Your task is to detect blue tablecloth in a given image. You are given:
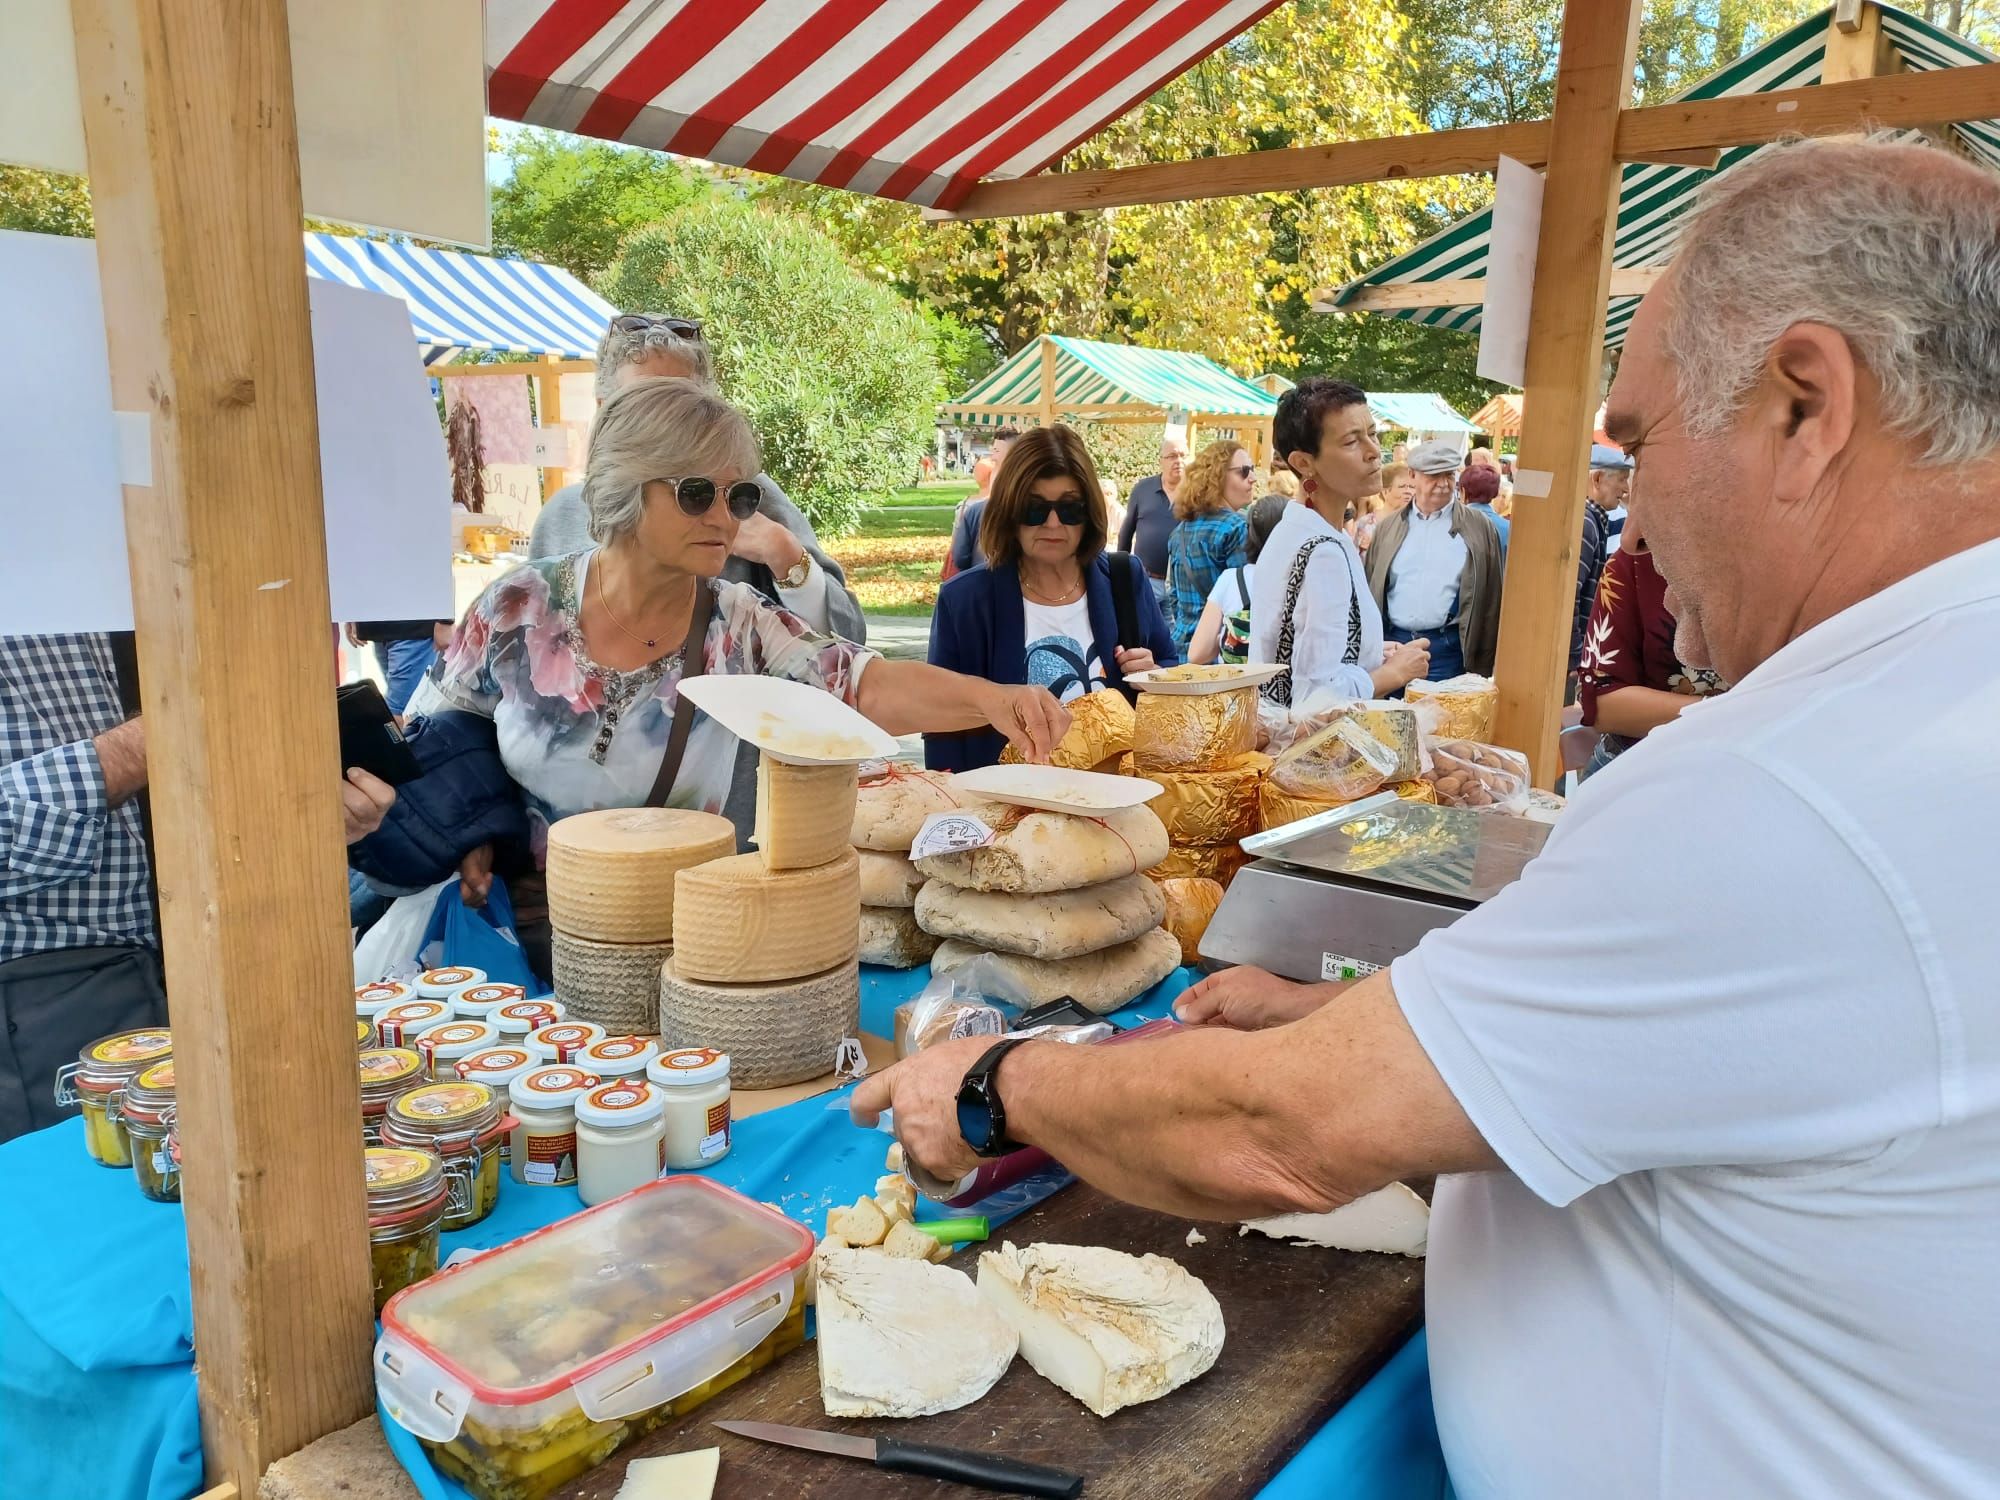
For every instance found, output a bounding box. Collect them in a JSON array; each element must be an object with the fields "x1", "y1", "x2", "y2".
[{"x1": 0, "y1": 966, "x2": 1445, "y2": 1500}]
